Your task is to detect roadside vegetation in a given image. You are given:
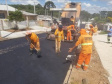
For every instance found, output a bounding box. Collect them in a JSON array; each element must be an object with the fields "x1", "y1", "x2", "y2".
[{"x1": 99, "y1": 31, "x2": 108, "y2": 34}]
